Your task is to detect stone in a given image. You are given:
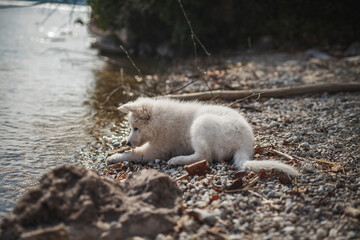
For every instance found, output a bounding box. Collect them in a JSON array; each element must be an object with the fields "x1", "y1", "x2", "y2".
[
  {"x1": 0, "y1": 165, "x2": 182, "y2": 240},
  {"x1": 305, "y1": 49, "x2": 333, "y2": 60},
  {"x1": 188, "y1": 209, "x2": 217, "y2": 226},
  {"x1": 345, "y1": 42, "x2": 360, "y2": 56},
  {"x1": 299, "y1": 142, "x2": 310, "y2": 150},
  {"x1": 316, "y1": 228, "x2": 327, "y2": 239},
  {"x1": 329, "y1": 229, "x2": 338, "y2": 238},
  {"x1": 303, "y1": 163, "x2": 315, "y2": 173},
  {"x1": 283, "y1": 226, "x2": 296, "y2": 234}
]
